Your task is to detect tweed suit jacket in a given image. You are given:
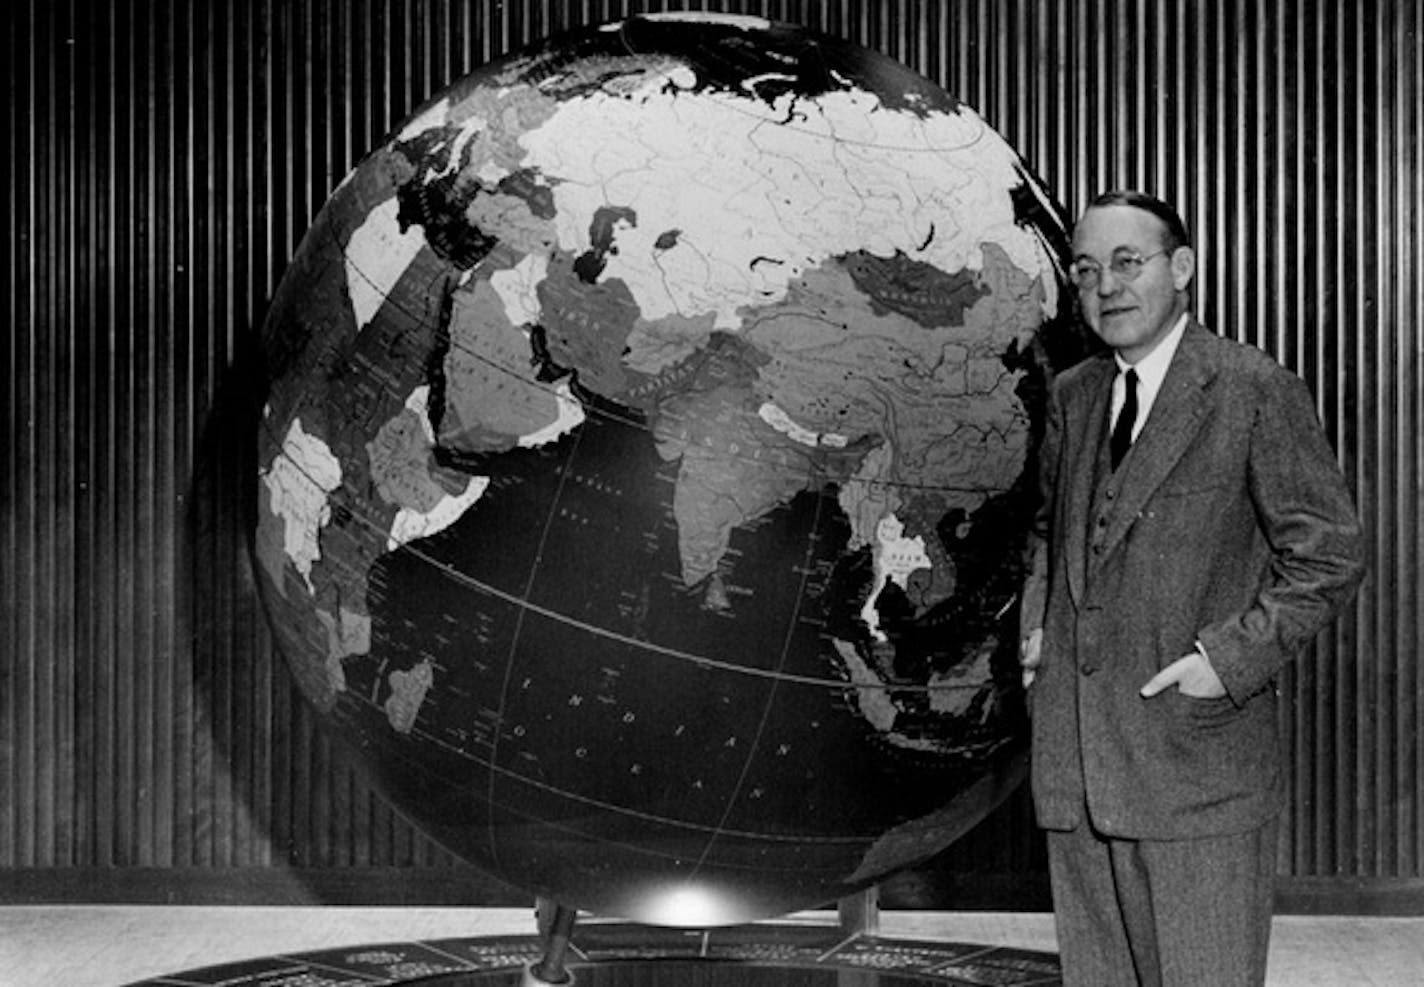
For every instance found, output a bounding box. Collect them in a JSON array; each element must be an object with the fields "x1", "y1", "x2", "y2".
[{"x1": 1020, "y1": 321, "x2": 1365, "y2": 839}]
